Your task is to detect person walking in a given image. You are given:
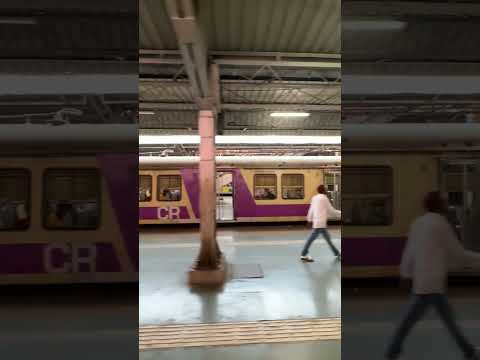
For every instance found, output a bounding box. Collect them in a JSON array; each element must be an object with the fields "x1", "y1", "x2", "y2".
[
  {"x1": 385, "y1": 191, "x2": 480, "y2": 360},
  {"x1": 300, "y1": 185, "x2": 341, "y2": 262}
]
